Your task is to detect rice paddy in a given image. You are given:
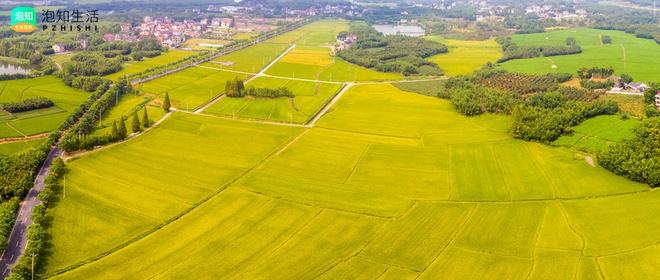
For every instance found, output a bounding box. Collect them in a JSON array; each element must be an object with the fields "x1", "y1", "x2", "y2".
[
  {"x1": 203, "y1": 76, "x2": 343, "y2": 123},
  {"x1": 499, "y1": 28, "x2": 660, "y2": 82},
  {"x1": 42, "y1": 82, "x2": 657, "y2": 279},
  {"x1": 0, "y1": 76, "x2": 88, "y2": 139},
  {"x1": 554, "y1": 114, "x2": 639, "y2": 153}
]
